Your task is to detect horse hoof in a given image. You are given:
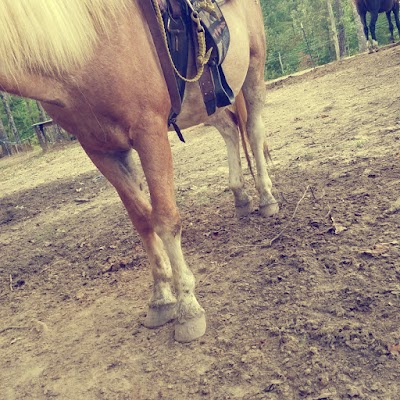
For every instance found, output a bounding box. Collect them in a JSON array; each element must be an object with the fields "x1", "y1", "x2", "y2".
[
  {"x1": 259, "y1": 202, "x2": 279, "y2": 217},
  {"x1": 236, "y1": 199, "x2": 254, "y2": 217},
  {"x1": 174, "y1": 312, "x2": 206, "y2": 342},
  {"x1": 143, "y1": 303, "x2": 176, "y2": 328}
]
